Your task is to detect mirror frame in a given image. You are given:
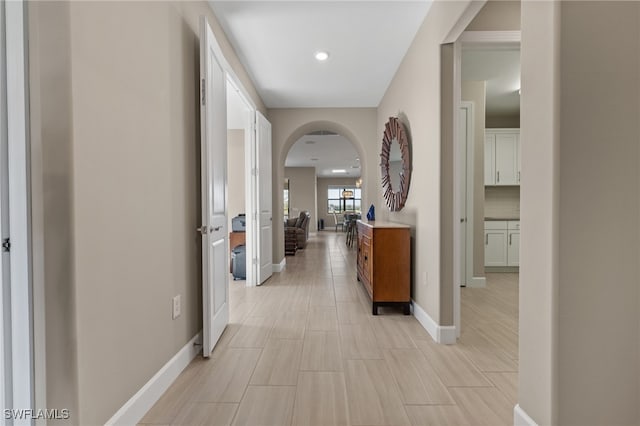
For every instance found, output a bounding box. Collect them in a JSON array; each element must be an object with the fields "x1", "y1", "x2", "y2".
[{"x1": 380, "y1": 117, "x2": 411, "y2": 211}]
